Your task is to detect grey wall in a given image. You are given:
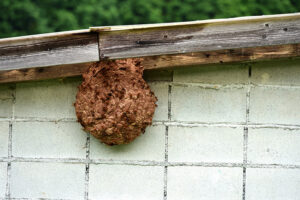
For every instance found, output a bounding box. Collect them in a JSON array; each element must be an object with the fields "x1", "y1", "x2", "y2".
[{"x1": 0, "y1": 59, "x2": 300, "y2": 200}]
